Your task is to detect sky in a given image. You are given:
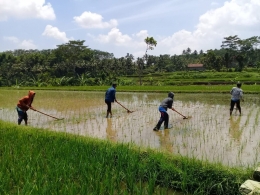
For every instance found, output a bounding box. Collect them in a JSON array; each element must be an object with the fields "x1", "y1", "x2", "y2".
[{"x1": 0, "y1": 0, "x2": 260, "y2": 58}]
